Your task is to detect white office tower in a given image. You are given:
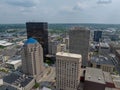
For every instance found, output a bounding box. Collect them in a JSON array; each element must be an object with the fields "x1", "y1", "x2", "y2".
[{"x1": 56, "y1": 52, "x2": 82, "y2": 90}]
